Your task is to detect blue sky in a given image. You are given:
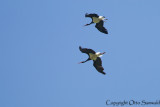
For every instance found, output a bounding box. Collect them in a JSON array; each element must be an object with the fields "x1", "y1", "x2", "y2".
[{"x1": 1, "y1": 0, "x2": 160, "y2": 107}]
